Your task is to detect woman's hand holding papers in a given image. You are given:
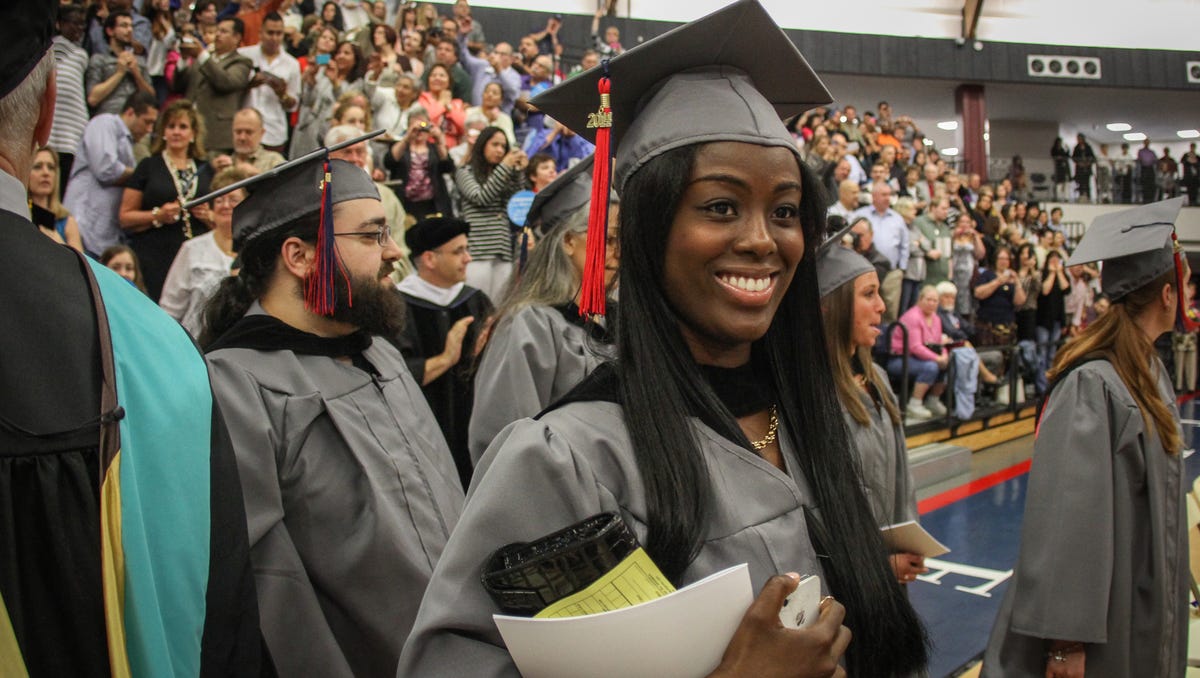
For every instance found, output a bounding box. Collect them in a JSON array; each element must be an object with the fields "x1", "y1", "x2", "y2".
[{"x1": 710, "y1": 573, "x2": 849, "y2": 678}]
